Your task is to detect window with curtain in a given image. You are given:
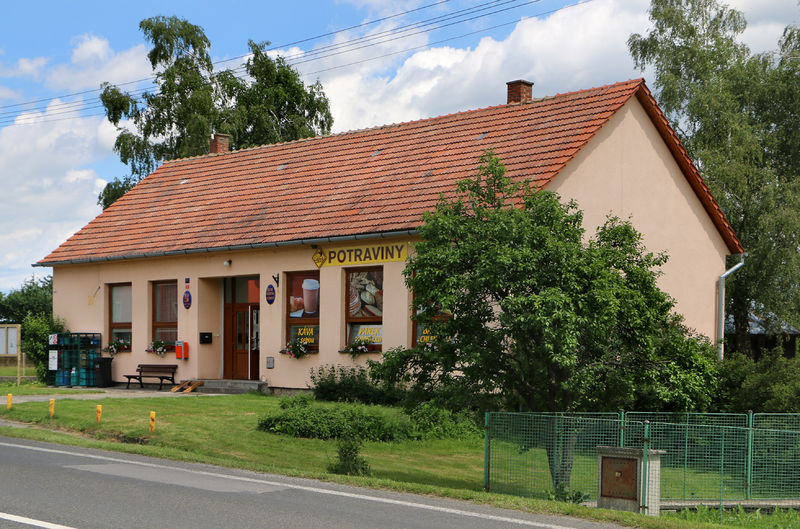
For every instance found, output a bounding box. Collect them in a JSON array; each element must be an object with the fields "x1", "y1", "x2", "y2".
[
  {"x1": 109, "y1": 283, "x2": 132, "y2": 346},
  {"x1": 153, "y1": 281, "x2": 177, "y2": 344}
]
